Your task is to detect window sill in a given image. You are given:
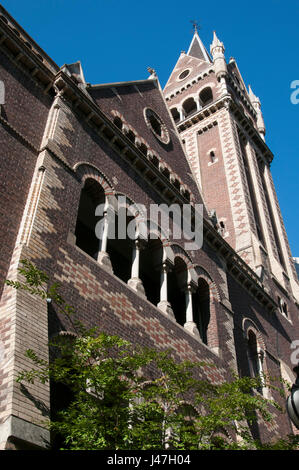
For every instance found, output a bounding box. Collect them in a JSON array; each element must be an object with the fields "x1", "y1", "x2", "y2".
[{"x1": 208, "y1": 158, "x2": 218, "y2": 167}]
